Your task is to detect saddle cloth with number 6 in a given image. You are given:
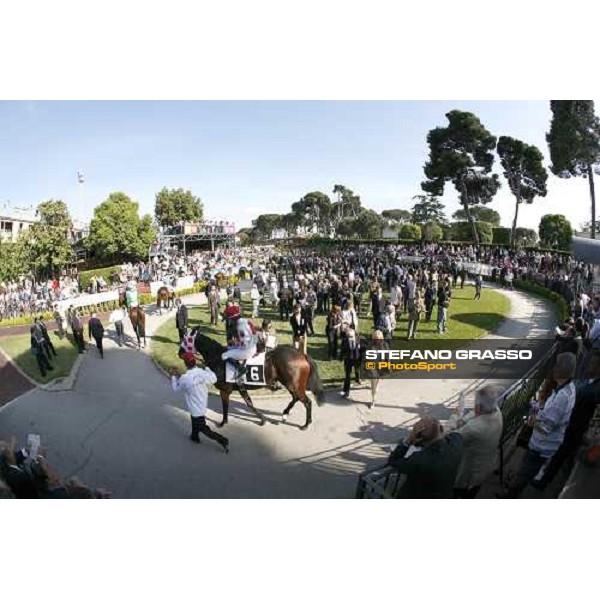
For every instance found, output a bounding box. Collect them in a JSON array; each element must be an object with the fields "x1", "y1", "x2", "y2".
[{"x1": 225, "y1": 352, "x2": 266, "y2": 386}]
